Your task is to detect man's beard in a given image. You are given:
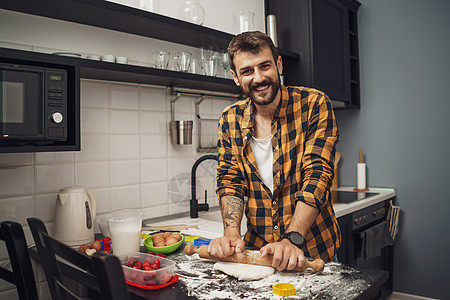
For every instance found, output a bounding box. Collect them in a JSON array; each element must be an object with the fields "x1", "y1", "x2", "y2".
[{"x1": 244, "y1": 74, "x2": 280, "y2": 106}]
